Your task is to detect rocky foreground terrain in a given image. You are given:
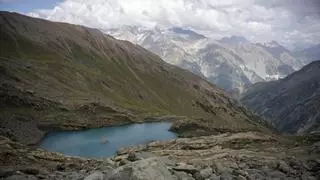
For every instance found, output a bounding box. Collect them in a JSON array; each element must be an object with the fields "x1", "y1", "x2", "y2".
[{"x1": 1, "y1": 132, "x2": 319, "y2": 180}]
